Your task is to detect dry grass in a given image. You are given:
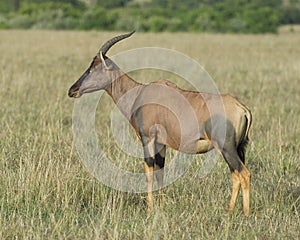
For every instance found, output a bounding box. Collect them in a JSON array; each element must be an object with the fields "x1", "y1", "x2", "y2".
[{"x1": 0, "y1": 30, "x2": 299, "y2": 239}]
